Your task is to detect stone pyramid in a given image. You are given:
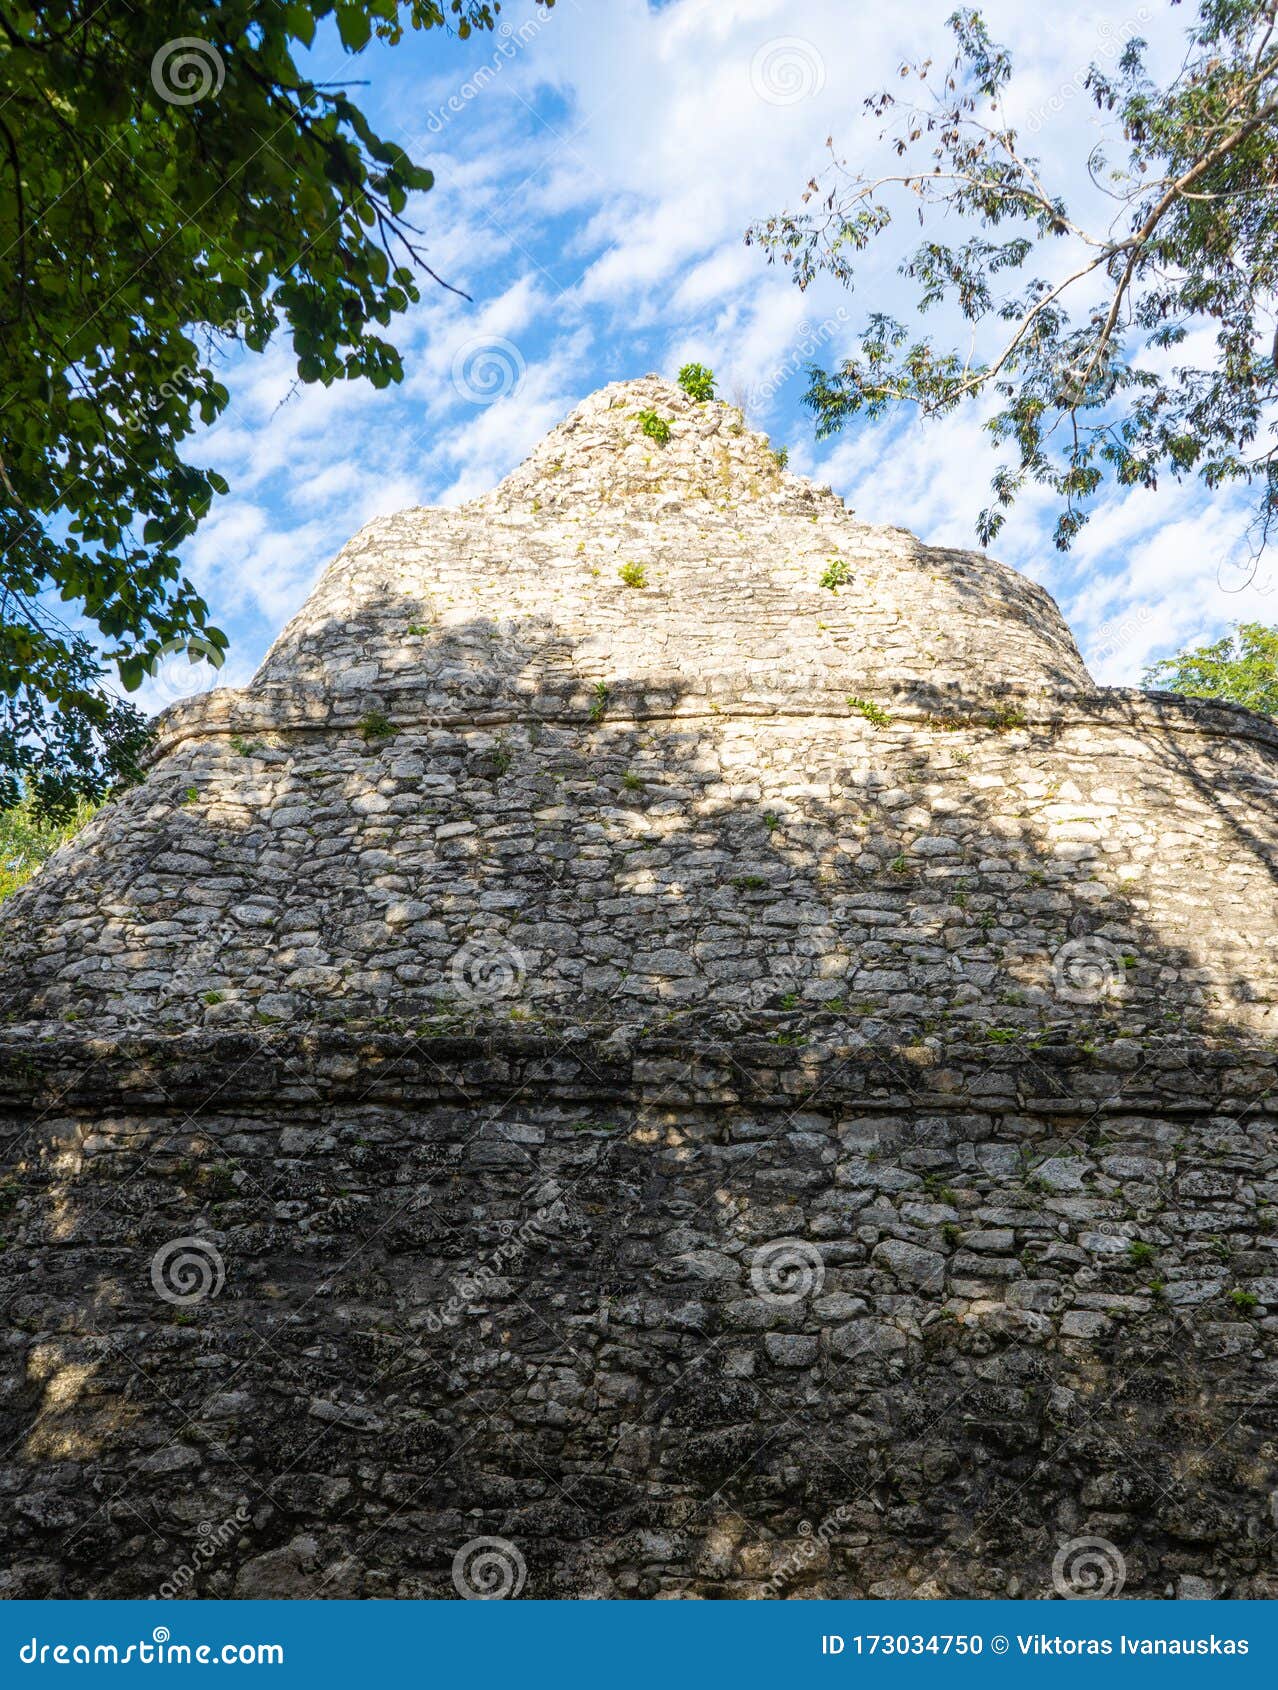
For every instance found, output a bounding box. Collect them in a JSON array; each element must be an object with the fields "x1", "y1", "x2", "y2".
[{"x1": 1, "y1": 377, "x2": 1276, "y2": 1599}]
